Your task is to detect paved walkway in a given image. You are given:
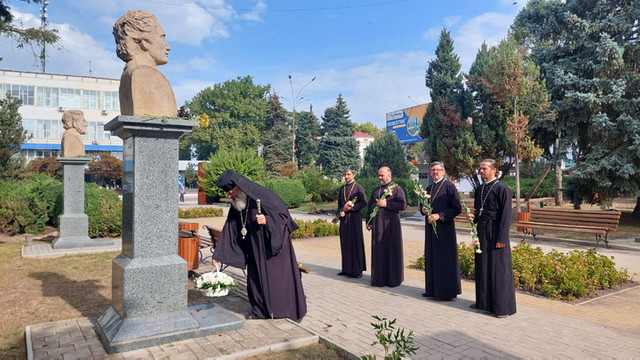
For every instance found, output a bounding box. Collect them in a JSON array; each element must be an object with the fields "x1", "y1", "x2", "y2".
[{"x1": 23, "y1": 202, "x2": 640, "y2": 359}]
